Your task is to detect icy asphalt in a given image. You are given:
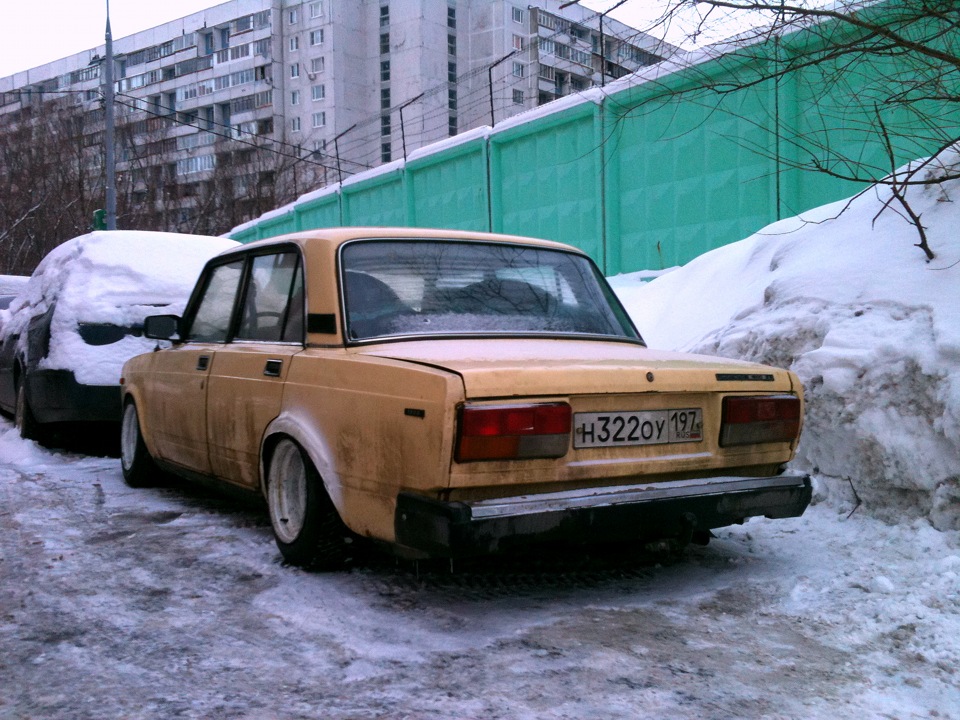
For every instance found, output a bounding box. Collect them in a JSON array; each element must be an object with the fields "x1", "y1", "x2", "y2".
[{"x1": 1, "y1": 423, "x2": 957, "y2": 720}]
